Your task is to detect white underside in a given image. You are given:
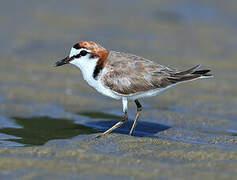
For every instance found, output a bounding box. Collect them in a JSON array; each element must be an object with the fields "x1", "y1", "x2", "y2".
[
  {"x1": 114, "y1": 84, "x2": 176, "y2": 100},
  {"x1": 88, "y1": 75, "x2": 212, "y2": 101}
]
